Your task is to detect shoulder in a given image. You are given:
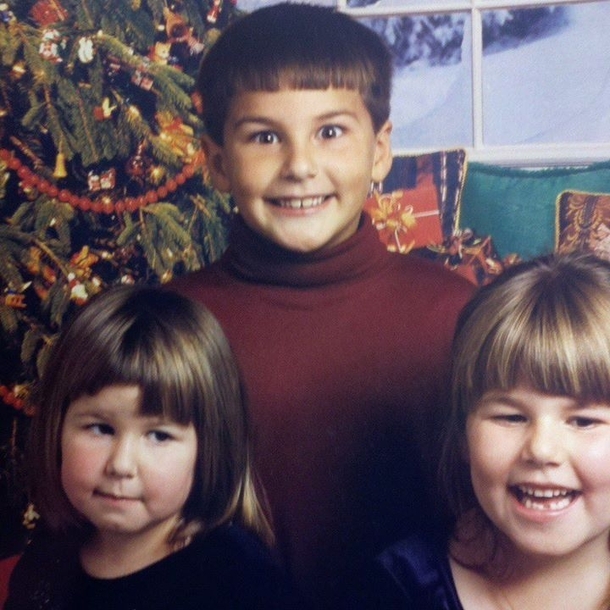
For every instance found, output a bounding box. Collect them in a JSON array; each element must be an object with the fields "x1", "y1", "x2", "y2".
[
  {"x1": 182, "y1": 525, "x2": 306, "y2": 609},
  {"x1": 371, "y1": 532, "x2": 462, "y2": 610},
  {"x1": 387, "y1": 251, "x2": 475, "y2": 294}
]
